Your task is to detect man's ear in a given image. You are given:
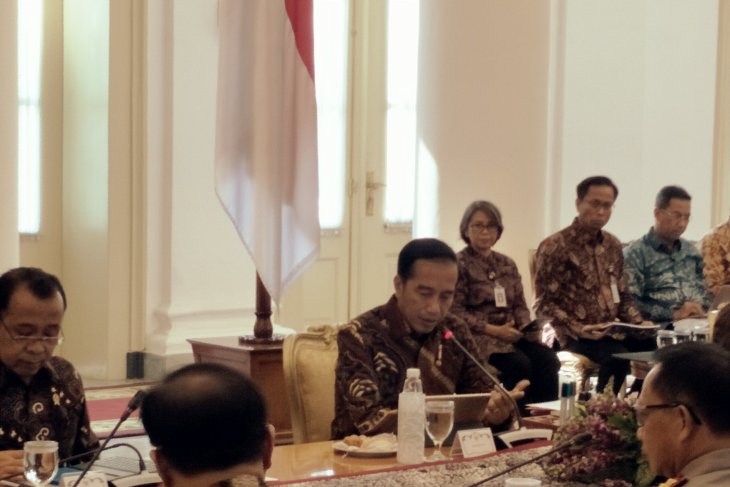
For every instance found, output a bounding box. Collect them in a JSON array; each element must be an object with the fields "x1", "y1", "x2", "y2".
[
  {"x1": 677, "y1": 405, "x2": 700, "y2": 443},
  {"x1": 150, "y1": 449, "x2": 174, "y2": 487},
  {"x1": 263, "y1": 424, "x2": 275, "y2": 470},
  {"x1": 393, "y1": 275, "x2": 403, "y2": 298}
]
